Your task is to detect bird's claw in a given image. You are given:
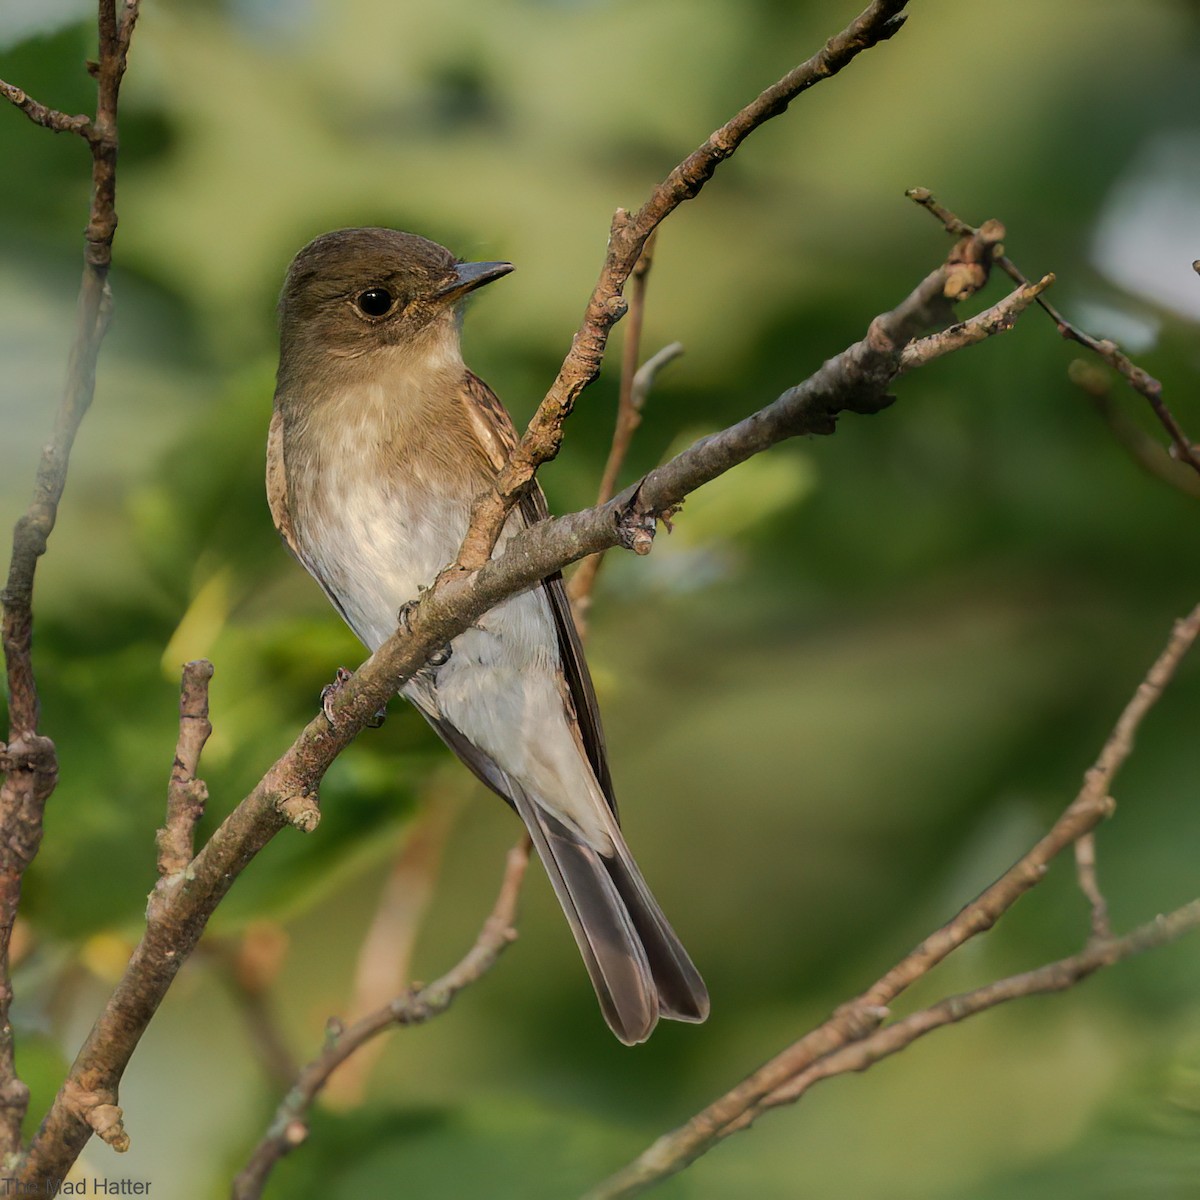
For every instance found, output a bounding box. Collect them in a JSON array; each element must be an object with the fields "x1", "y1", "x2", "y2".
[
  {"x1": 397, "y1": 598, "x2": 419, "y2": 633},
  {"x1": 321, "y1": 666, "x2": 387, "y2": 728},
  {"x1": 397, "y1": 596, "x2": 452, "y2": 669},
  {"x1": 321, "y1": 667, "x2": 353, "y2": 725}
]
